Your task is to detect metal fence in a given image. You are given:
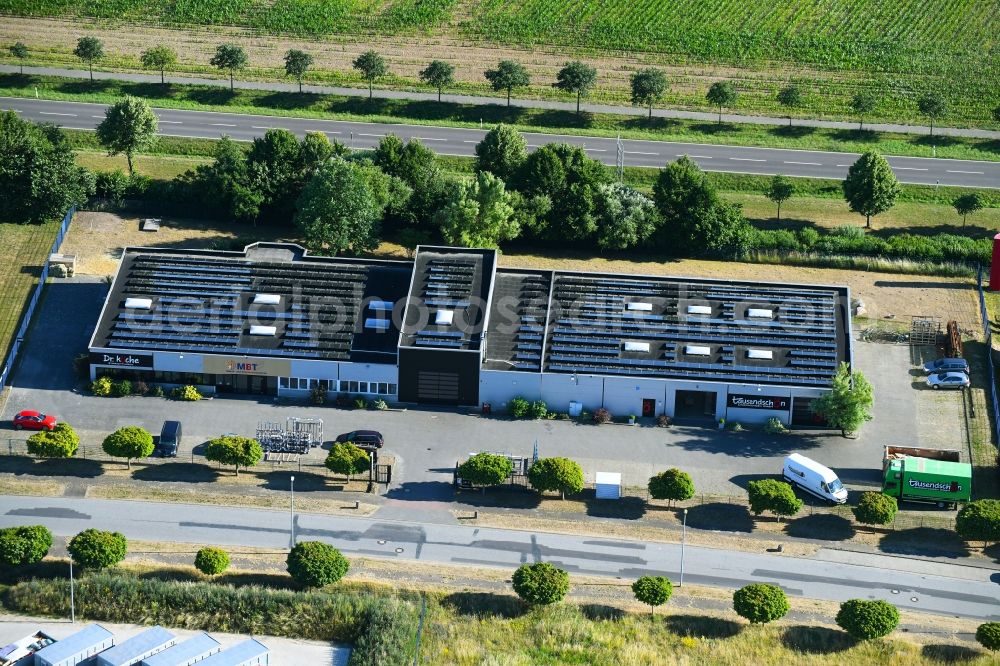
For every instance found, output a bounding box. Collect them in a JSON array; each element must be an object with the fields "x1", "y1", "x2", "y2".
[
  {"x1": 975, "y1": 266, "x2": 1000, "y2": 448},
  {"x1": 0, "y1": 206, "x2": 75, "y2": 388}
]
